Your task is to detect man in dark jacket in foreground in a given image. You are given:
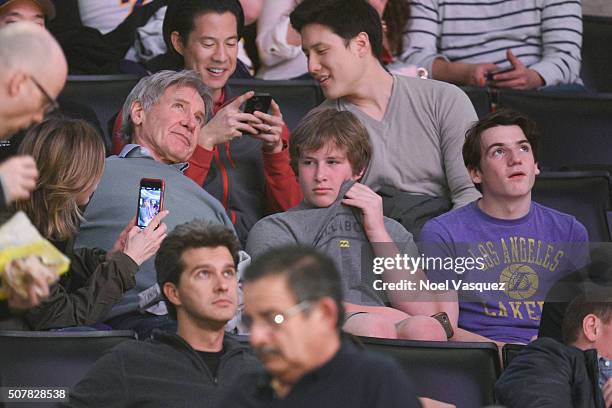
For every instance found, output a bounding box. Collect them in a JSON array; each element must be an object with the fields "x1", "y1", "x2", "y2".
[
  {"x1": 496, "y1": 292, "x2": 612, "y2": 408},
  {"x1": 65, "y1": 220, "x2": 260, "y2": 408}
]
